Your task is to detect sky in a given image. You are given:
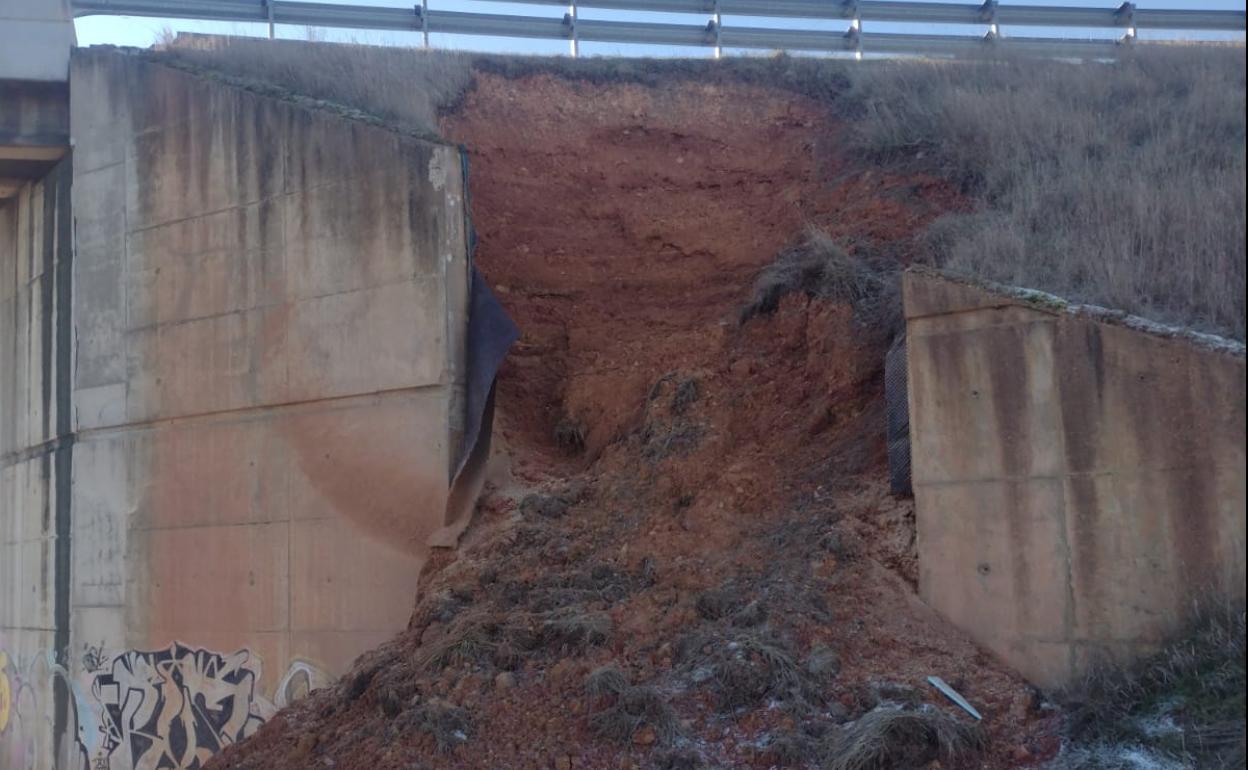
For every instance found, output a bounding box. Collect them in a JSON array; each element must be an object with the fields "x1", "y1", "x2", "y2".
[{"x1": 74, "y1": 0, "x2": 1247, "y2": 57}]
